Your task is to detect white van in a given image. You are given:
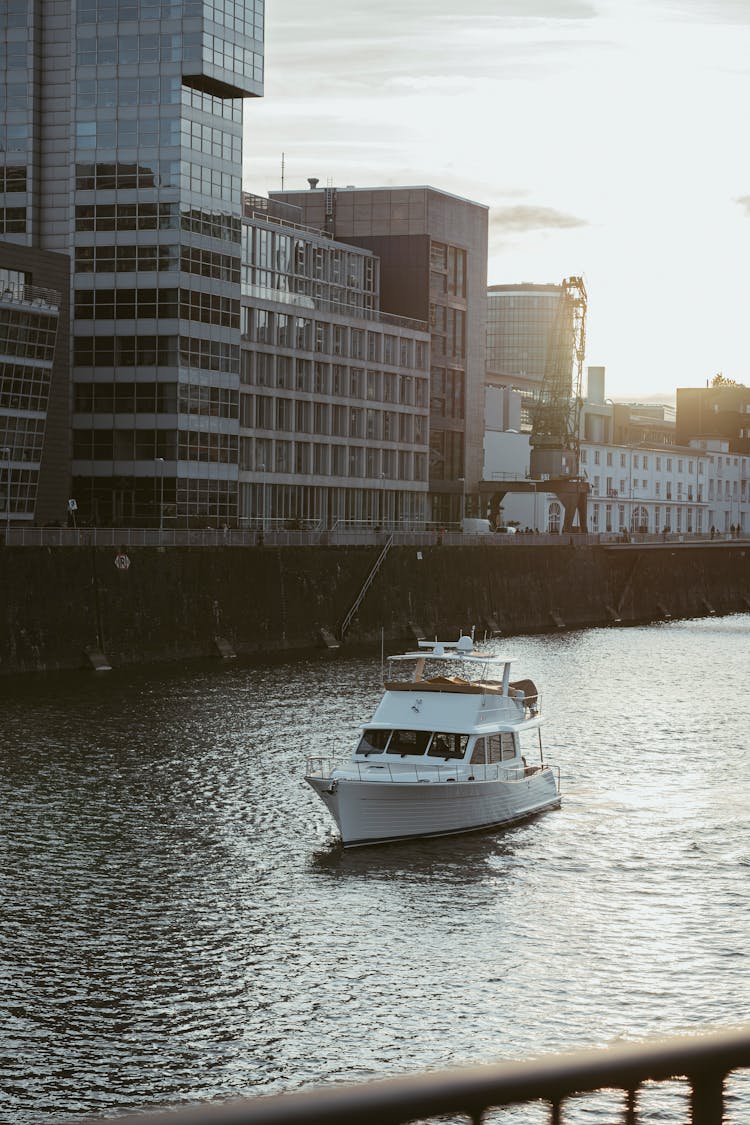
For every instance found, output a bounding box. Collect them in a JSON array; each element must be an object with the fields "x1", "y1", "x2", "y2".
[{"x1": 461, "y1": 518, "x2": 493, "y2": 534}]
